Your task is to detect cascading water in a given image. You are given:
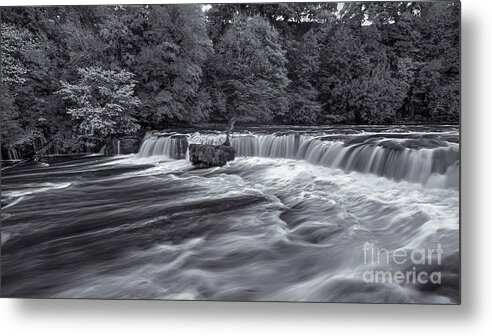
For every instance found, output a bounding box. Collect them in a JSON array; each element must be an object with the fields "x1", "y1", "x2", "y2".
[
  {"x1": 138, "y1": 129, "x2": 459, "y2": 189},
  {"x1": 1, "y1": 125, "x2": 460, "y2": 303},
  {"x1": 138, "y1": 133, "x2": 188, "y2": 159},
  {"x1": 4, "y1": 148, "x2": 21, "y2": 161}
]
